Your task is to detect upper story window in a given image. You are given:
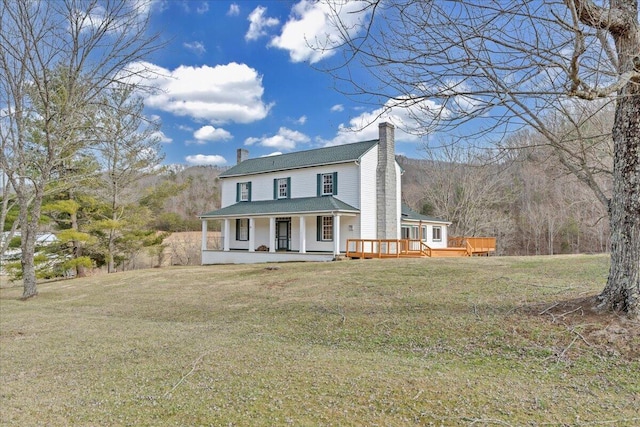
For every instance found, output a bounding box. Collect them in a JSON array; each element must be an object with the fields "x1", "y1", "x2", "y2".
[
  {"x1": 317, "y1": 172, "x2": 338, "y2": 196},
  {"x1": 274, "y1": 177, "x2": 291, "y2": 199},
  {"x1": 322, "y1": 174, "x2": 333, "y2": 195},
  {"x1": 237, "y1": 182, "x2": 251, "y2": 202},
  {"x1": 432, "y1": 226, "x2": 442, "y2": 242}
]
